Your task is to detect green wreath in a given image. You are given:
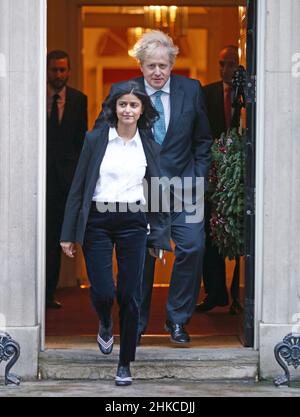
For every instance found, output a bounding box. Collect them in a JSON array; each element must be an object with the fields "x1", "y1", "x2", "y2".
[{"x1": 208, "y1": 128, "x2": 245, "y2": 260}]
